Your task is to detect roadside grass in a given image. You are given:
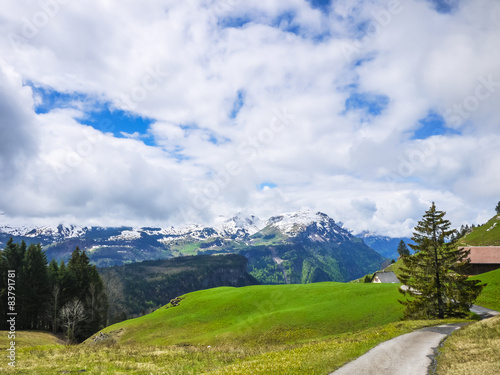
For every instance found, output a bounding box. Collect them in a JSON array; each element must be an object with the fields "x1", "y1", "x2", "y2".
[
  {"x1": 98, "y1": 282, "x2": 406, "y2": 346},
  {"x1": 436, "y1": 315, "x2": 500, "y2": 375},
  {"x1": 471, "y1": 268, "x2": 500, "y2": 311},
  {"x1": 4, "y1": 320, "x2": 463, "y2": 374}
]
